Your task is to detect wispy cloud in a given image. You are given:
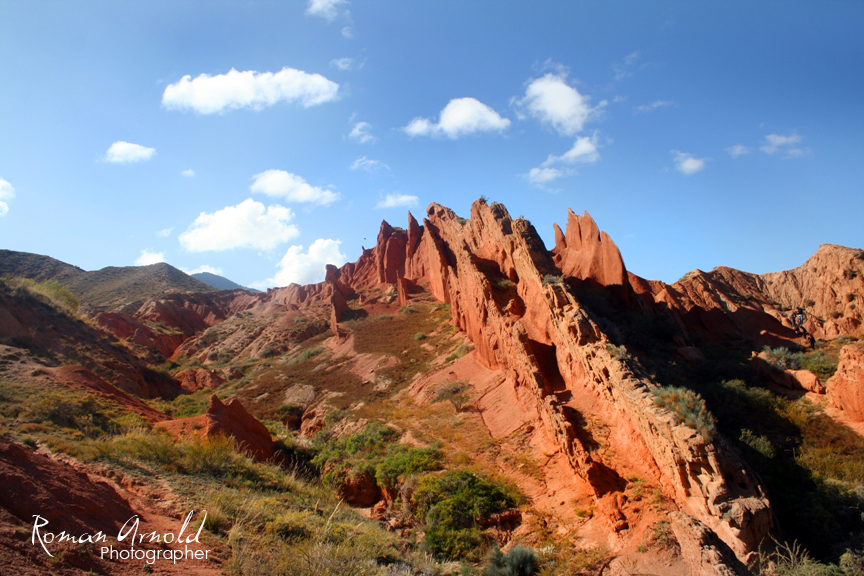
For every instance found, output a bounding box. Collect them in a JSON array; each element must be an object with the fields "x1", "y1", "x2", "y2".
[
  {"x1": 404, "y1": 97, "x2": 510, "y2": 139},
  {"x1": 162, "y1": 68, "x2": 339, "y2": 114},
  {"x1": 181, "y1": 169, "x2": 196, "y2": 177},
  {"x1": 635, "y1": 100, "x2": 674, "y2": 113},
  {"x1": 376, "y1": 193, "x2": 418, "y2": 209},
  {"x1": 726, "y1": 144, "x2": 750, "y2": 158},
  {"x1": 104, "y1": 141, "x2": 155, "y2": 163},
  {"x1": 330, "y1": 57, "x2": 363, "y2": 71},
  {"x1": 155, "y1": 227, "x2": 173, "y2": 238},
  {"x1": 250, "y1": 170, "x2": 340, "y2": 205},
  {"x1": 179, "y1": 199, "x2": 299, "y2": 252},
  {"x1": 351, "y1": 156, "x2": 389, "y2": 172},
  {"x1": 254, "y1": 239, "x2": 347, "y2": 288},
  {"x1": 613, "y1": 51, "x2": 640, "y2": 81},
  {"x1": 672, "y1": 150, "x2": 708, "y2": 175},
  {"x1": 135, "y1": 249, "x2": 165, "y2": 266},
  {"x1": 349, "y1": 121, "x2": 376, "y2": 144},
  {"x1": 0, "y1": 178, "x2": 14, "y2": 217},
  {"x1": 761, "y1": 133, "x2": 808, "y2": 157}
]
